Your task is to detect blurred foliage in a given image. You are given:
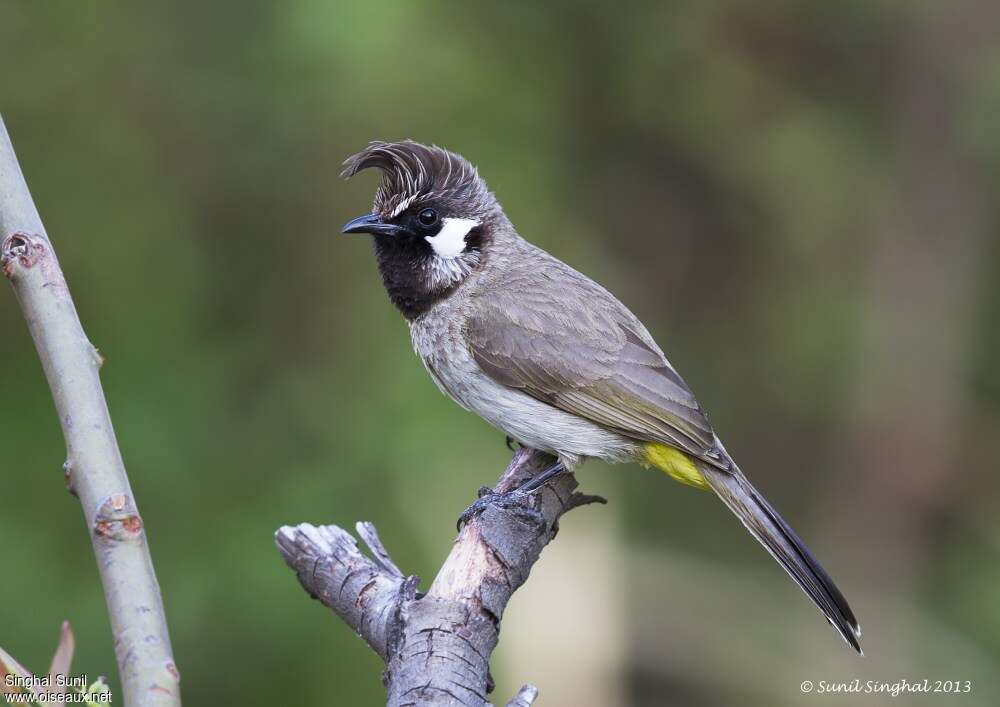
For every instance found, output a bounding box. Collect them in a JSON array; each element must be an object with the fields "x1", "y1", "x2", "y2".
[{"x1": 1, "y1": 1, "x2": 998, "y2": 705}]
